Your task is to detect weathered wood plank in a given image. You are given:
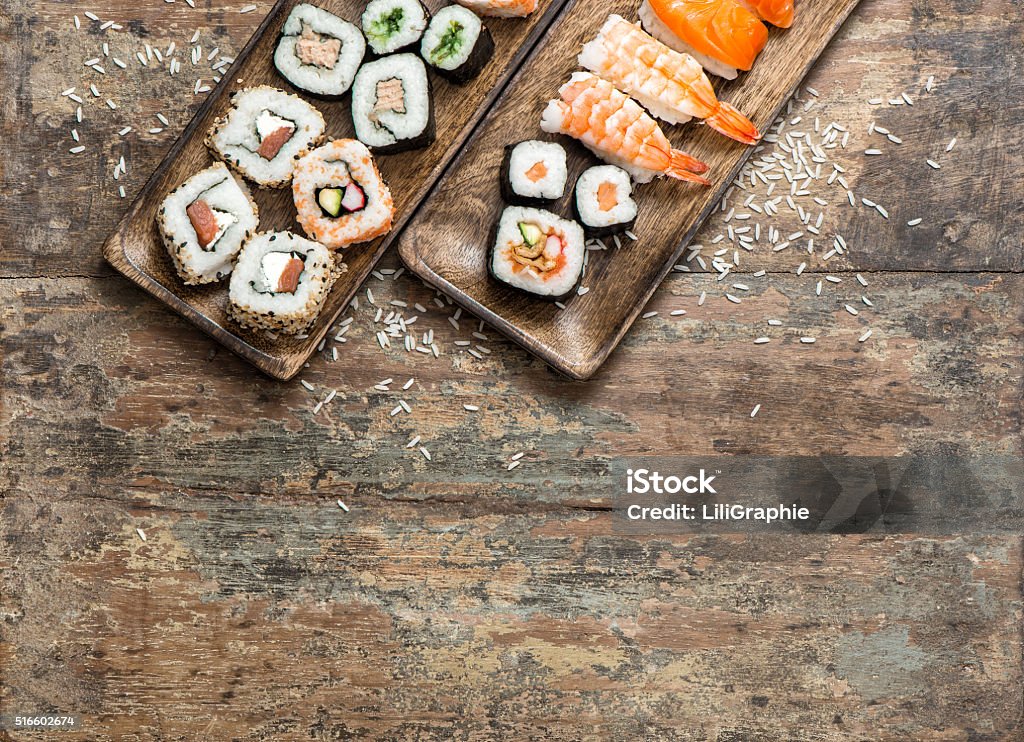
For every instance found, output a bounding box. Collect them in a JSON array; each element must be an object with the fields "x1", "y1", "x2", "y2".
[
  {"x1": 1, "y1": 487, "x2": 1021, "y2": 740},
  {"x1": 2, "y1": 268, "x2": 1019, "y2": 502}
]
